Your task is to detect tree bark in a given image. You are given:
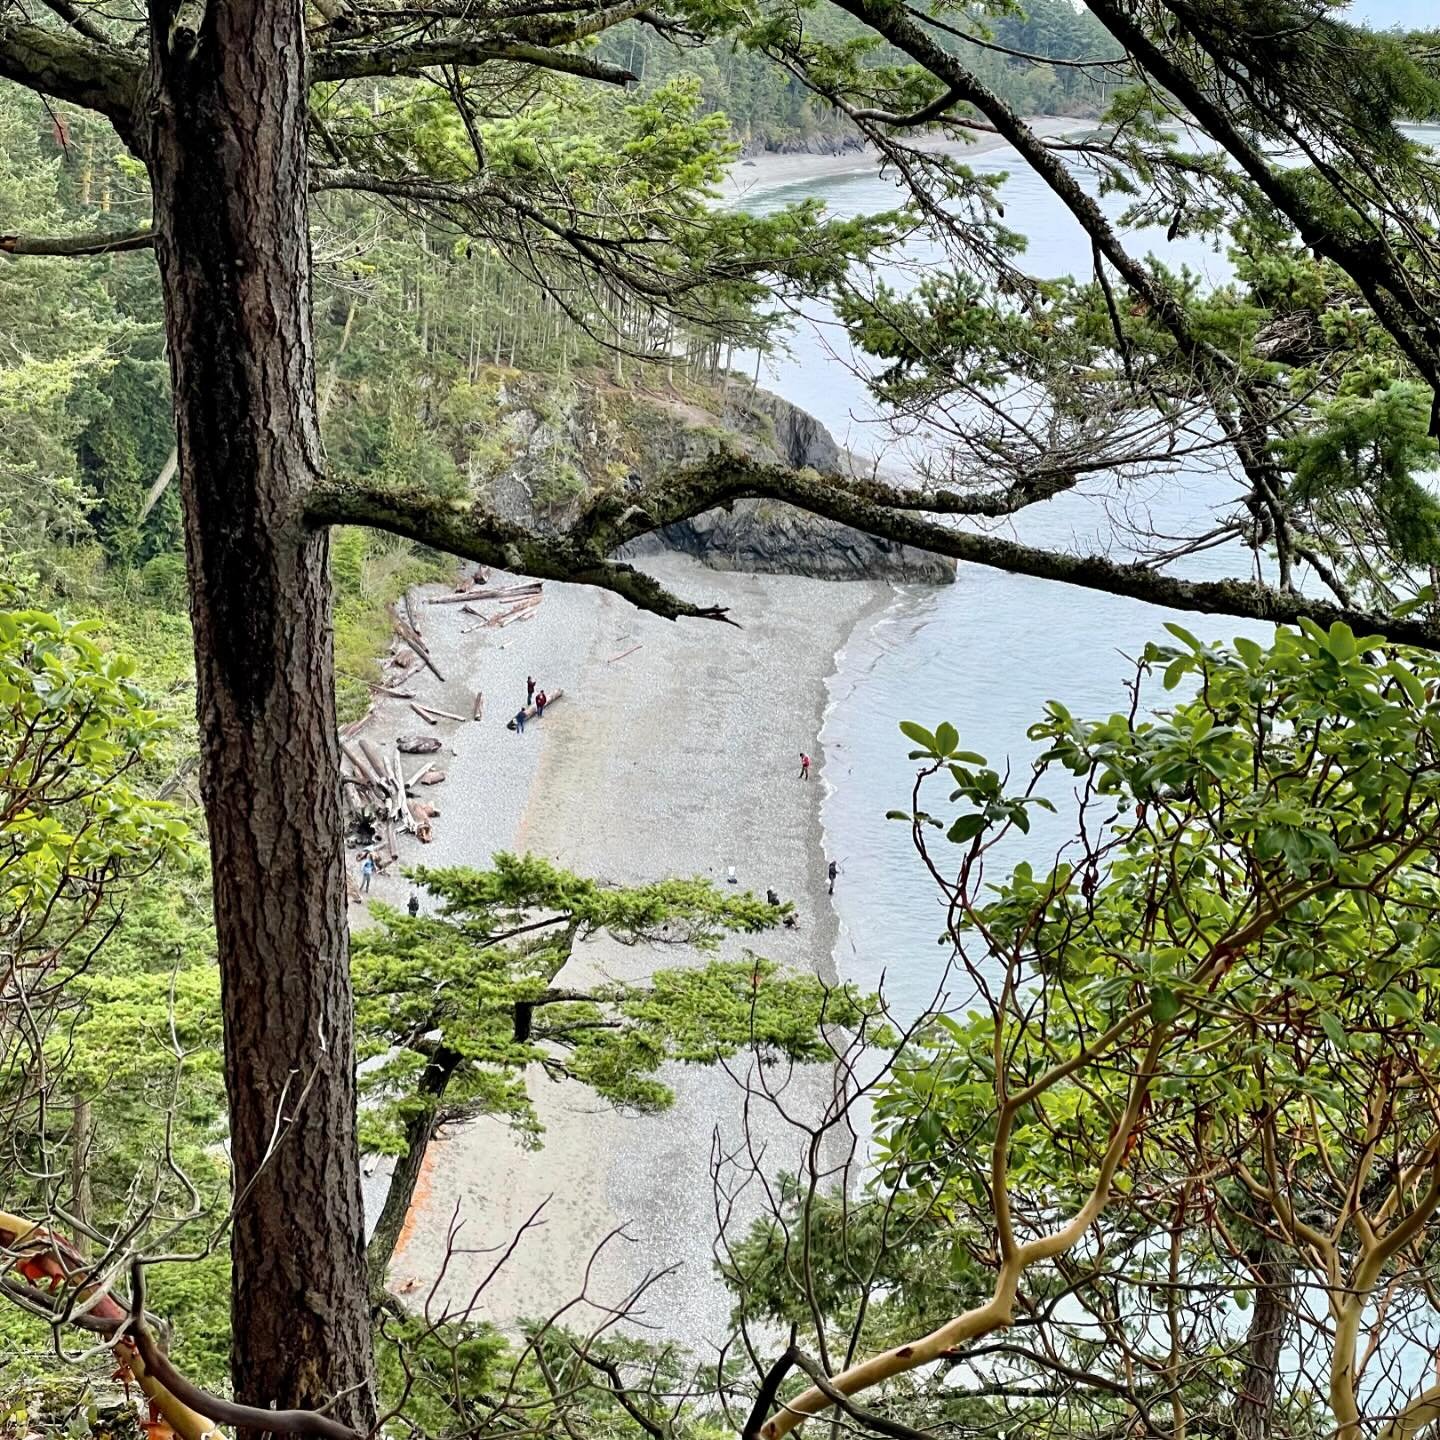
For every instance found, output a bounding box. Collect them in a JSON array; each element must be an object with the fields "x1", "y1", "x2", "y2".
[
  {"x1": 142, "y1": 0, "x2": 374, "y2": 1426},
  {"x1": 1236, "y1": 1241, "x2": 1294, "y2": 1440},
  {"x1": 366, "y1": 1046, "x2": 460, "y2": 1289},
  {"x1": 69, "y1": 1097, "x2": 93, "y2": 1257}
]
